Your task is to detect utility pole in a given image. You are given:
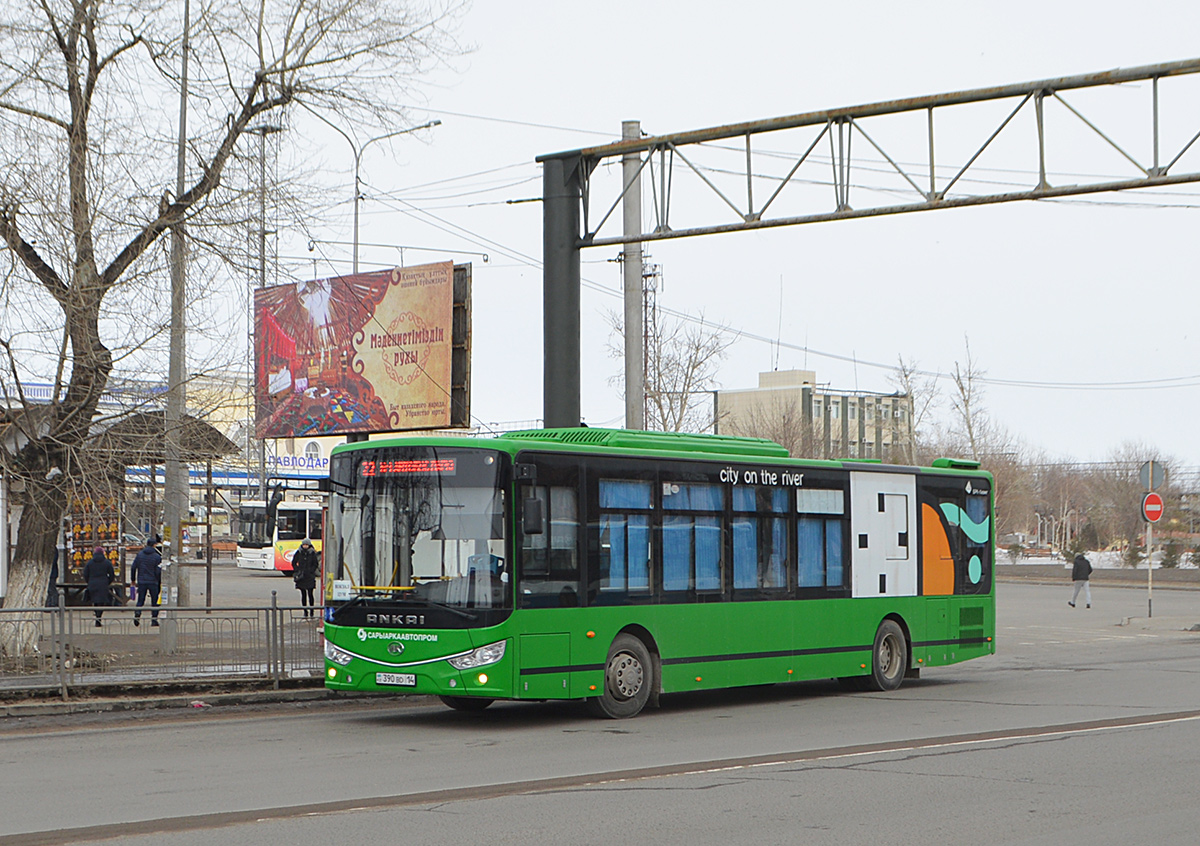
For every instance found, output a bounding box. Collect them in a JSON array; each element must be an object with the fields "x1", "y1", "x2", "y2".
[
  {"x1": 248, "y1": 123, "x2": 280, "y2": 497},
  {"x1": 163, "y1": 0, "x2": 191, "y2": 649},
  {"x1": 622, "y1": 120, "x2": 644, "y2": 430}
]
